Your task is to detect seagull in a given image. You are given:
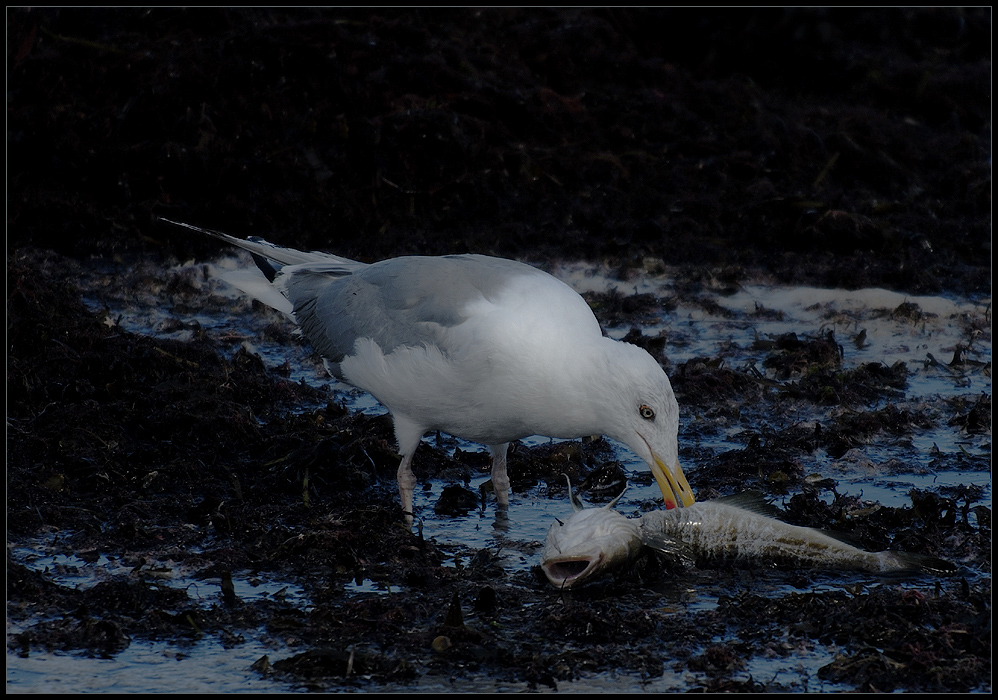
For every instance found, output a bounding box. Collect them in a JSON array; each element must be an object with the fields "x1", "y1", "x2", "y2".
[{"x1": 161, "y1": 219, "x2": 695, "y2": 524}]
